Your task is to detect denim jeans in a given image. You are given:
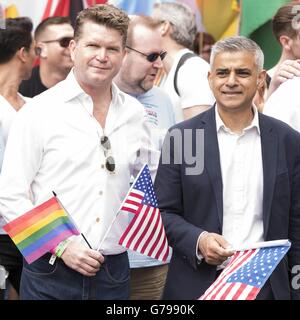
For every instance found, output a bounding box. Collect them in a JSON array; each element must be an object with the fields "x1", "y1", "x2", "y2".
[{"x1": 20, "y1": 252, "x2": 130, "y2": 300}]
